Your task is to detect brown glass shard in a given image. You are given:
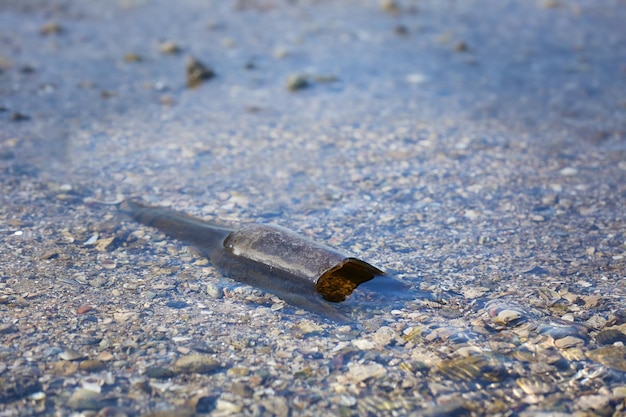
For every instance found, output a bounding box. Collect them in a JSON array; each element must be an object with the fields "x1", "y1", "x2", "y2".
[{"x1": 120, "y1": 200, "x2": 386, "y2": 319}]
